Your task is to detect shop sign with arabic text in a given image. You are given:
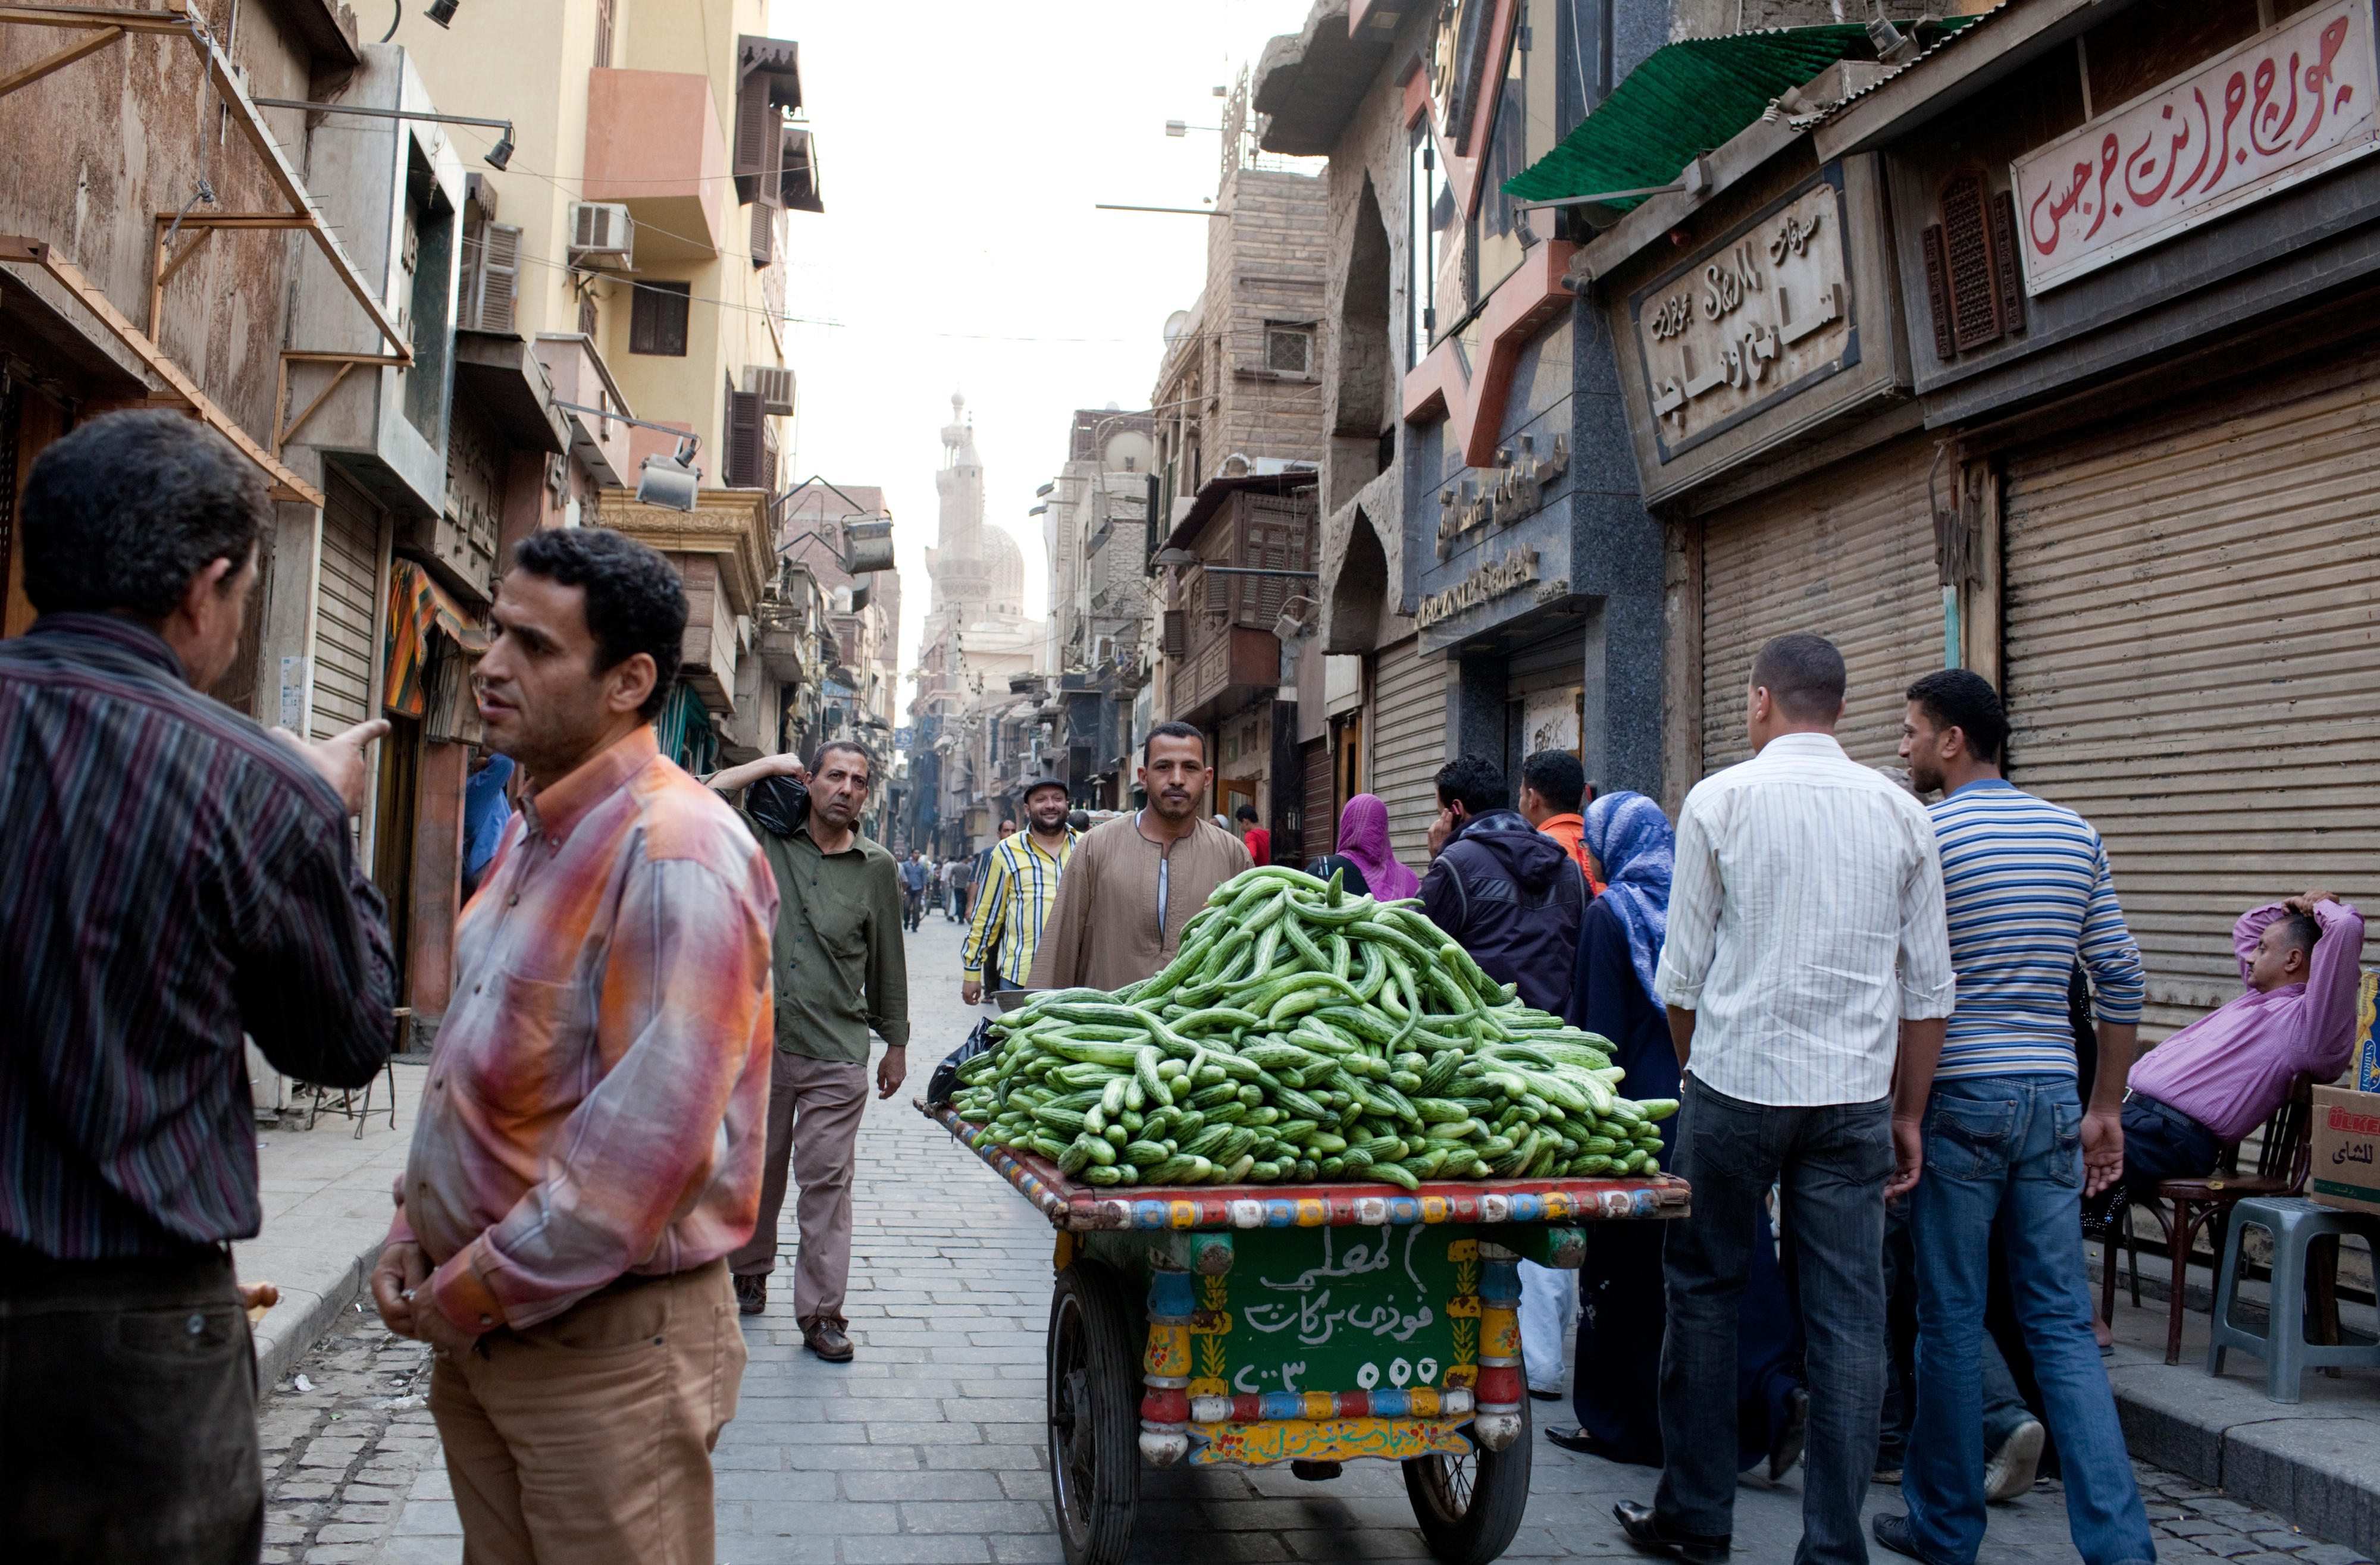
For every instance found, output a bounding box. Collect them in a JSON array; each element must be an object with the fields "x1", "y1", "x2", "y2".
[
  {"x1": 1627, "y1": 167, "x2": 1857, "y2": 462},
  {"x1": 2014, "y1": 0, "x2": 2380, "y2": 294}
]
